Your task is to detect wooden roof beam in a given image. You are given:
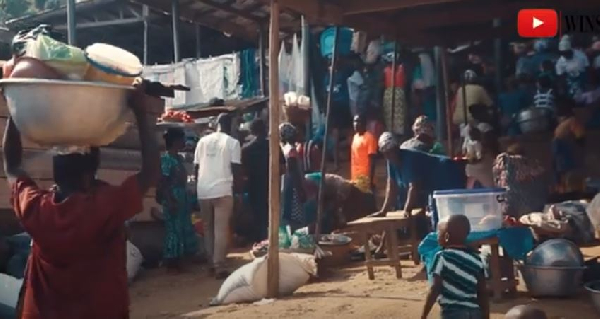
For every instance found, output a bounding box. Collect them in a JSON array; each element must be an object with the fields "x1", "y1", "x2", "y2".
[
  {"x1": 137, "y1": 0, "x2": 259, "y2": 41},
  {"x1": 195, "y1": 0, "x2": 261, "y2": 23},
  {"x1": 342, "y1": 0, "x2": 468, "y2": 15},
  {"x1": 277, "y1": 0, "x2": 343, "y2": 24},
  {"x1": 391, "y1": 0, "x2": 527, "y2": 30}
]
